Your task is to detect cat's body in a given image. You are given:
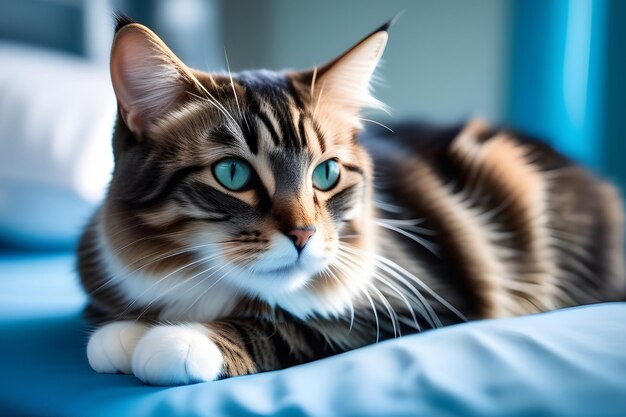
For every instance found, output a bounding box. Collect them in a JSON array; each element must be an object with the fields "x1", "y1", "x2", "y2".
[{"x1": 79, "y1": 18, "x2": 625, "y2": 385}]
